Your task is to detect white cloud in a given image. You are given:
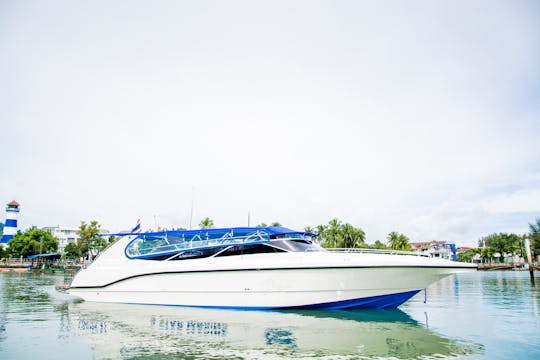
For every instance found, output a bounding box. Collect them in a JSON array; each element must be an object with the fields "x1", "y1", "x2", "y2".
[
  {"x1": 1, "y1": 1, "x2": 539, "y2": 247},
  {"x1": 483, "y1": 189, "x2": 540, "y2": 214}
]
